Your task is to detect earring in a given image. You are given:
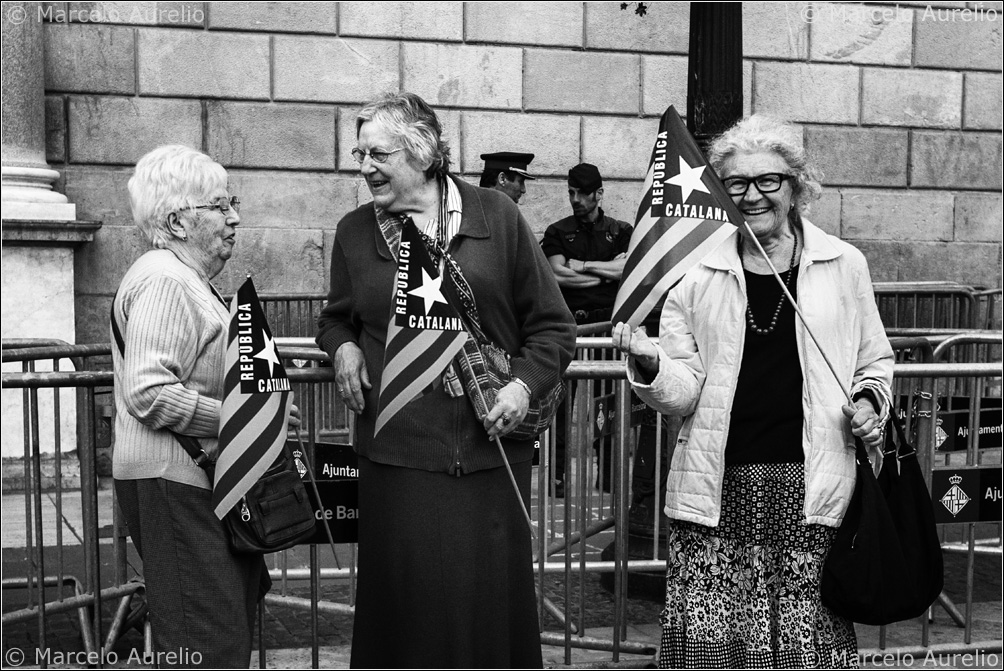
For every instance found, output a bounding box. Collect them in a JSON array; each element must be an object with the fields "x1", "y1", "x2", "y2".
[{"x1": 180, "y1": 232, "x2": 187, "y2": 241}]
